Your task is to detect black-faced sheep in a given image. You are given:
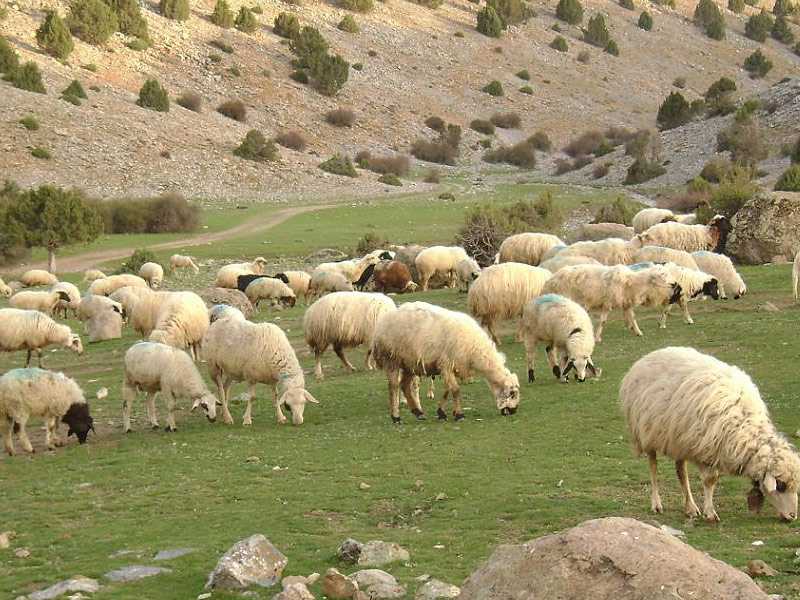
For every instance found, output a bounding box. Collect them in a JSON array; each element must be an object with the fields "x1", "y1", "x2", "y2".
[
  {"x1": 313, "y1": 255, "x2": 381, "y2": 284},
  {"x1": 0, "y1": 308, "x2": 84, "y2": 366},
  {"x1": 692, "y1": 251, "x2": 747, "y2": 299},
  {"x1": 236, "y1": 273, "x2": 291, "y2": 293},
  {"x1": 215, "y1": 258, "x2": 269, "y2": 289},
  {"x1": 497, "y1": 233, "x2": 564, "y2": 266},
  {"x1": 51, "y1": 282, "x2": 81, "y2": 319}
]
